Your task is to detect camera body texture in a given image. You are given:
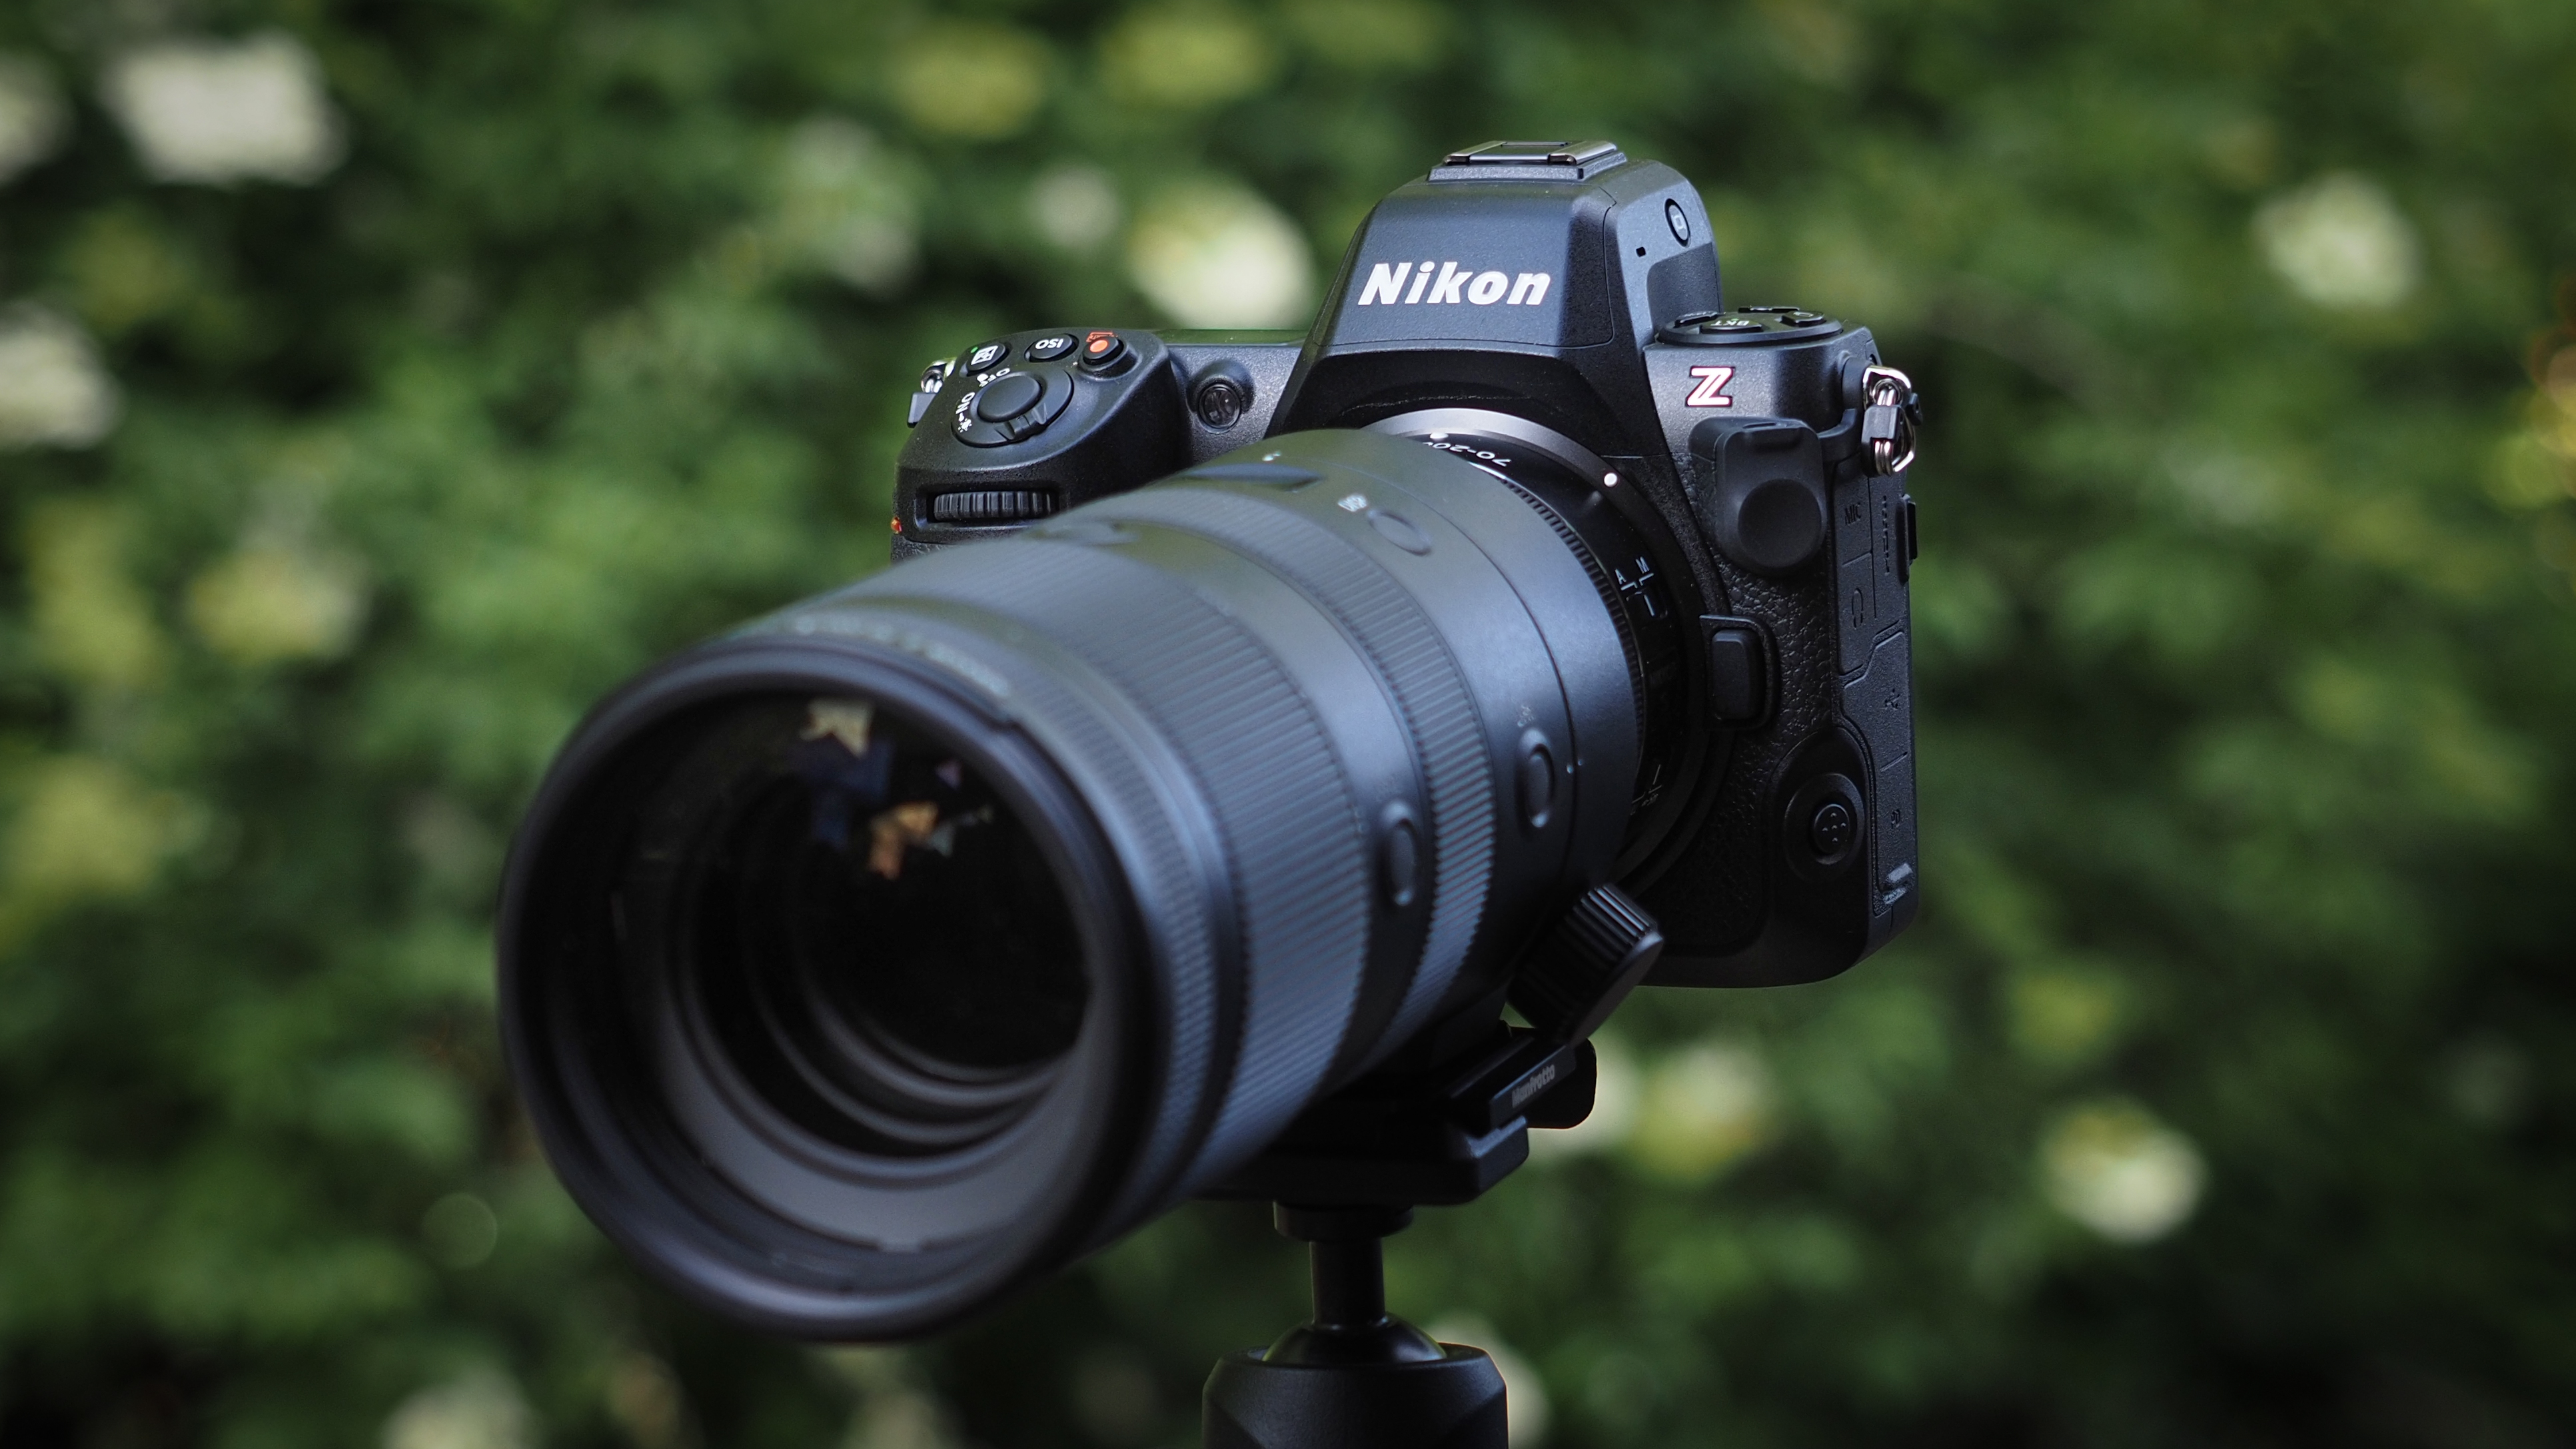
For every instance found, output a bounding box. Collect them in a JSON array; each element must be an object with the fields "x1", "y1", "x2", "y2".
[{"x1": 893, "y1": 141, "x2": 1920, "y2": 986}]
